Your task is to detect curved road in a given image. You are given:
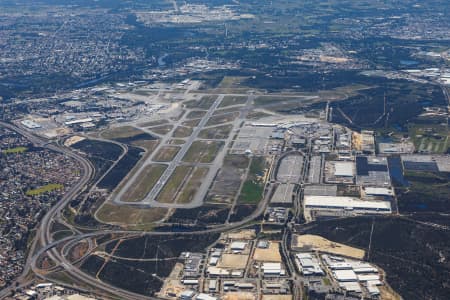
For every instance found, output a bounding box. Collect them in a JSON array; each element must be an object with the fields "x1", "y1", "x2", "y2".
[{"x1": 0, "y1": 120, "x2": 274, "y2": 300}]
